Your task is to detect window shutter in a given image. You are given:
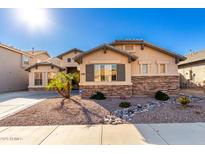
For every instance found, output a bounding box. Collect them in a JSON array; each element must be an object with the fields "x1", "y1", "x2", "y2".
[
  {"x1": 86, "y1": 64, "x2": 94, "y2": 81},
  {"x1": 117, "y1": 64, "x2": 125, "y2": 81}
]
